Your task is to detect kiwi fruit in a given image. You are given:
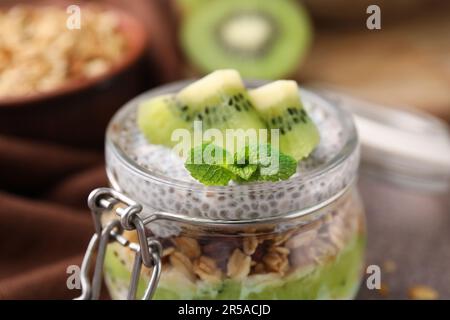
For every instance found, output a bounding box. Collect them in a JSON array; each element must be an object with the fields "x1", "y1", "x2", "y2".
[
  {"x1": 249, "y1": 80, "x2": 320, "y2": 161},
  {"x1": 137, "y1": 95, "x2": 191, "y2": 147},
  {"x1": 137, "y1": 69, "x2": 265, "y2": 148},
  {"x1": 172, "y1": 0, "x2": 206, "y2": 16},
  {"x1": 180, "y1": 0, "x2": 312, "y2": 79}
]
